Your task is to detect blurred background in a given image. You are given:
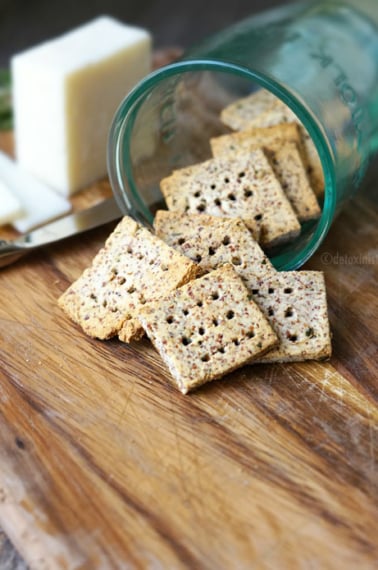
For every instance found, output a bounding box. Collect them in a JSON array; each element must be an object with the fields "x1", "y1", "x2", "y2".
[{"x1": 0, "y1": 0, "x2": 287, "y2": 65}]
